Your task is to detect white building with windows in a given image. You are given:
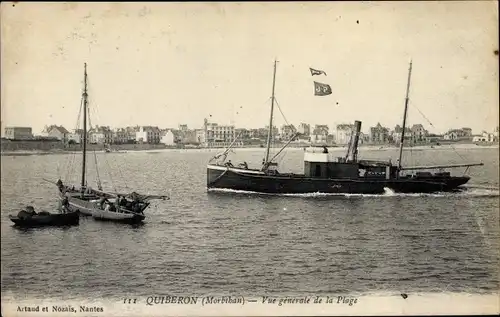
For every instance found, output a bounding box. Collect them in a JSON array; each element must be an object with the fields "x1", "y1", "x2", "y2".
[
  {"x1": 160, "y1": 130, "x2": 176, "y2": 146},
  {"x1": 201, "y1": 118, "x2": 236, "y2": 147}
]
